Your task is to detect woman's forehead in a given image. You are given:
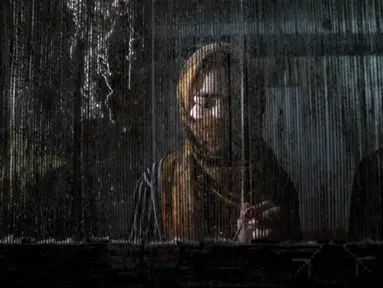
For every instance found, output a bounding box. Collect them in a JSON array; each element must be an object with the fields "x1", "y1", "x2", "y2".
[{"x1": 193, "y1": 66, "x2": 238, "y2": 95}]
